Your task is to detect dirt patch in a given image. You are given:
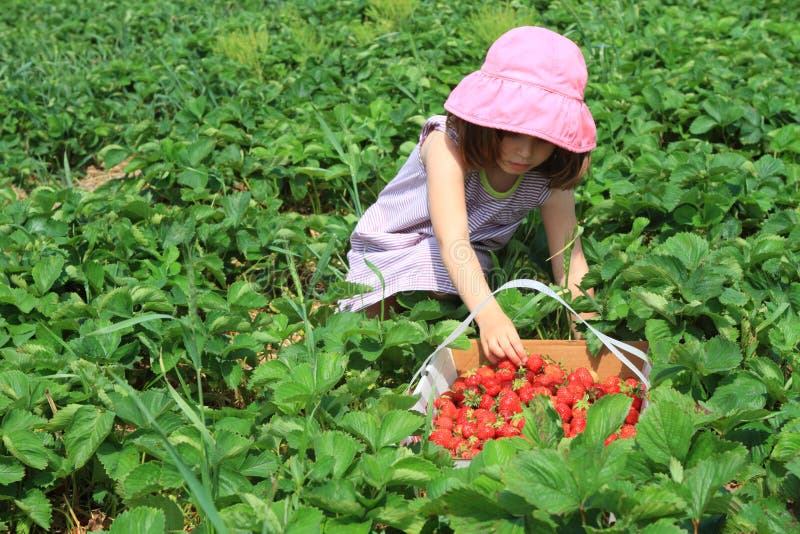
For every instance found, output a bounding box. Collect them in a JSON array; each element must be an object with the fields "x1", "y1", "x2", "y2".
[{"x1": 76, "y1": 156, "x2": 139, "y2": 192}]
